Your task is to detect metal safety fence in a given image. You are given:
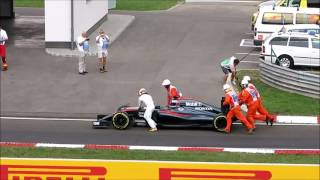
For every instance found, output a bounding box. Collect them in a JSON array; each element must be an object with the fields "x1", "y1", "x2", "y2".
[{"x1": 259, "y1": 59, "x2": 320, "y2": 99}]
